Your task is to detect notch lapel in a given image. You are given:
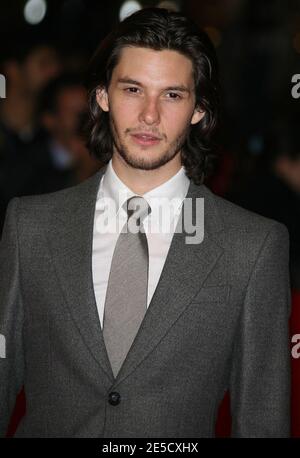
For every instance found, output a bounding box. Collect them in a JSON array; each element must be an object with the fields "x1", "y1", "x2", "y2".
[
  {"x1": 113, "y1": 182, "x2": 225, "y2": 386},
  {"x1": 45, "y1": 166, "x2": 115, "y2": 385}
]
